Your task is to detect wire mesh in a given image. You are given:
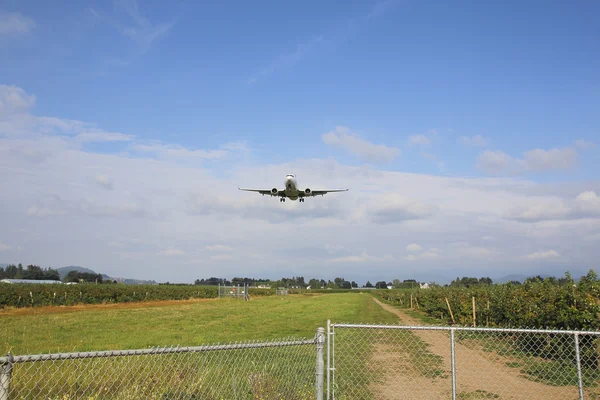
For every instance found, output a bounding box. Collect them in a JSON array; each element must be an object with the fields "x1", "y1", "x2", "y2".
[
  {"x1": 329, "y1": 324, "x2": 600, "y2": 400},
  {"x1": 4, "y1": 337, "x2": 318, "y2": 400}
]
